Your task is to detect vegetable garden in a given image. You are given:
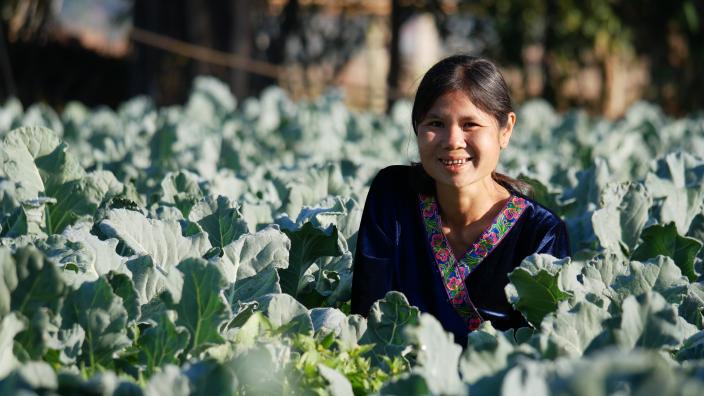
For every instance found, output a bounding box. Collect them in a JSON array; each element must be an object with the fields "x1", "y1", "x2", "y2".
[{"x1": 1, "y1": 77, "x2": 704, "y2": 395}]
